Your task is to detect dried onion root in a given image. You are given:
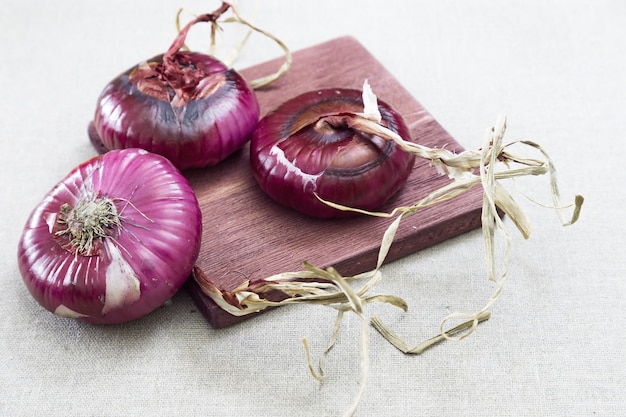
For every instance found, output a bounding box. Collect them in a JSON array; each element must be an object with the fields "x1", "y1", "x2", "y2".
[{"x1": 193, "y1": 82, "x2": 583, "y2": 416}]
